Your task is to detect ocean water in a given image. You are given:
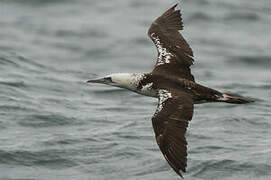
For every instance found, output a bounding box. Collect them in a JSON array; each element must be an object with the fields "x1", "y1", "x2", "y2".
[{"x1": 1, "y1": 0, "x2": 271, "y2": 179}]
